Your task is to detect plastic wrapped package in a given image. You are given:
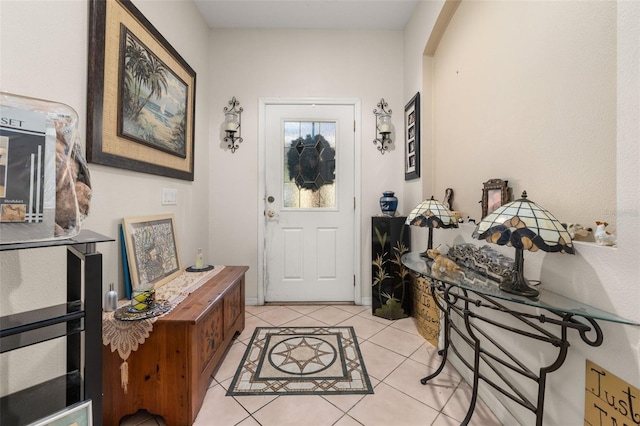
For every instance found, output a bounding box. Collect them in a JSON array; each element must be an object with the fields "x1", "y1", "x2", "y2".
[{"x1": 0, "y1": 92, "x2": 91, "y2": 244}]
